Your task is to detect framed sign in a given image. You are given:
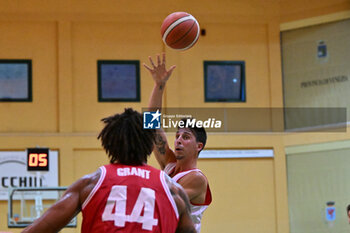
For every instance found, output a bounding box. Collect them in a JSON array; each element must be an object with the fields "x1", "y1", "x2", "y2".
[
  {"x1": 98, "y1": 60, "x2": 140, "y2": 102},
  {"x1": 0, "y1": 150, "x2": 58, "y2": 200},
  {"x1": 0, "y1": 60, "x2": 32, "y2": 102},
  {"x1": 204, "y1": 61, "x2": 245, "y2": 102}
]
